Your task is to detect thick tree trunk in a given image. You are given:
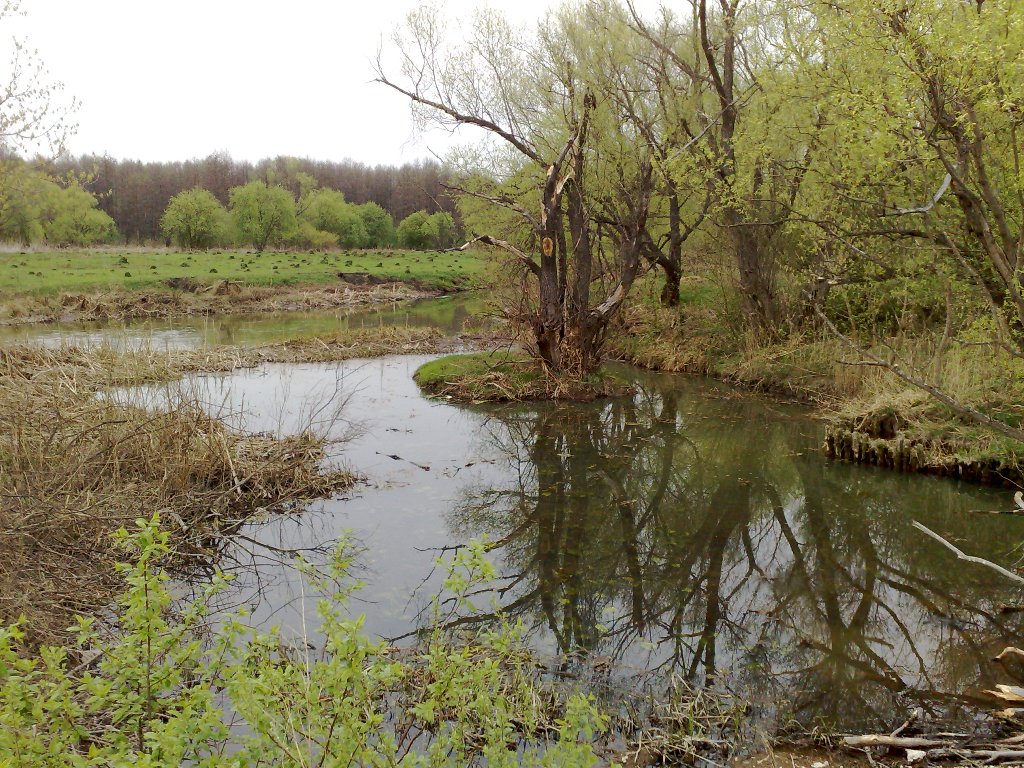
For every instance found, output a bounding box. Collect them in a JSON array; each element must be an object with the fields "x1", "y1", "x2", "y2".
[
  {"x1": 659, "y1": 192, "x2": 684, "y2": 307},
  {"x1": 660, "y1": 261, "x2": 682, "y2": 307},
  {"x1": 730, "y1": 213, "x2": 779, "y2": 335}
]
